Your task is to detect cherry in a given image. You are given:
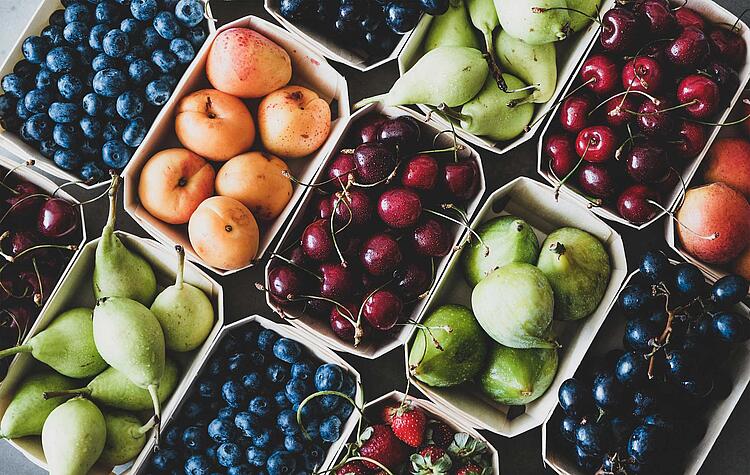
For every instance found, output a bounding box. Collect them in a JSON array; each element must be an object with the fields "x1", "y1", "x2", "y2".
[
  {"x1": 301, "y1": 219, "x2": 334, "y2": 261},
  {"x1": 635, "y1": 0, "x2": 677, "y2": 36},
  {"x1": 314, "y1": 195, "x2": 333, "y2": 220},
  {"x1": 674, "y1": 8, "x2": 706, "y2": 30},
  {"x1": 624, "y1": 141, "x2": 670, "y2": 184},
  {"x1": 559, "y1": 94, "x2": 595, "y2": 133},
  {"x1": 353, "y1": 143, "x2": 397, "y2": 185},
  {"x1": 602, "y1": 94, "x2": 639, "y2": 128},
  {"x1": 319, "y1": 263, "x2": 355, "y2": 301},
  {"x1": 600, "y1": 7, "x2": 642, "y2": 53},
  {"x1": 18, "y1": 266, "x2": 58, "y2": 306},
  {"x1": 8, "y1": 230, "x2": 40, "y2": 256},
  {"x1": 330, "y1": 304, "x2": 367, "y2": 342},
  {"x1": 577, "y1": 162, "x2": 620, "y2": 199},
  {"x1": 288, "y1": 246, "x2": 309, "y2": 268},
  {"x1": 377, "y1": 188, "x2": 422, "y2": 229},
  {"x1": 331, "y1": 189, "x2": 373, "y2": 227},
  {"x1": 579, "y1": 55, "x2": 620, "y2": 96},
  {"x1": 267, "y1": 265, "x2": 307, "y2": 302},
  {"x1": 640, "y1": 43, "x2": 667, "y2": 63},
  {"x1": 360, "y1": 233, "x2": 402, "y2": 276},
  {"x1": 4, "y1": 182, "x2": 44, "y2": 219},
  {"x1": 636, "y1": 98, "x2": 675, "y2": 137},
  {"x1": 377, "y1": 116, "x2": 421, "y2": 152},
  {"x1": 326, "y1": 152, "x2": 357, "y2": 188},
  {"x1": 655, "y1": 168, "x2": 680, "y2": 196},
  {"x1": 441, "y1": 160, "x2": 479, "y2": 201},
  {"x1": 362, "y1": 289, "x2": 403, "y2": 331},
  {"x1": 412, "y1": 218, "x2": 451, "y2": 257},
  {"x1": 401, "y1": 154, "x2": 439, "y2": 191},
  {"x1": 622, "y1": 57, "x2": 663, "y2": 93},
  {"x1": 394, "y1": 260, "x2": 431, "y2": 300},
  {"x1": 306, "y1": 297, "x2": 332, "y2": 319},
  {"x1": 575, "y1": 126, "x2": 618, "y2": 162},
  {"x1": 705, "y1": 60, "x2": 740, "y2": 105},
  {"x1": 545, "y1": 133, "x2": 579, "y2": 177},
  {"x1": 676, "y1": 74, "x2": 719, "y2": 119},
  {"x1": 617, "y1": 184, "x2": 660, "y2": 224},
  {"x1": 37, "y1": 198, "x2": 78, "y2": 239},
  {"x1": 666, "y1": 26, "x2": 709, "y2": 68},
  {"x1": 708, "y1": 28, "x2": 746, "y2": 67},
  {"x1": 355, "y1": 113, "x2": 388, "y2": 143},
  {"x1": 671, "y1": 120, "x2": 707, "y2": 160}
]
